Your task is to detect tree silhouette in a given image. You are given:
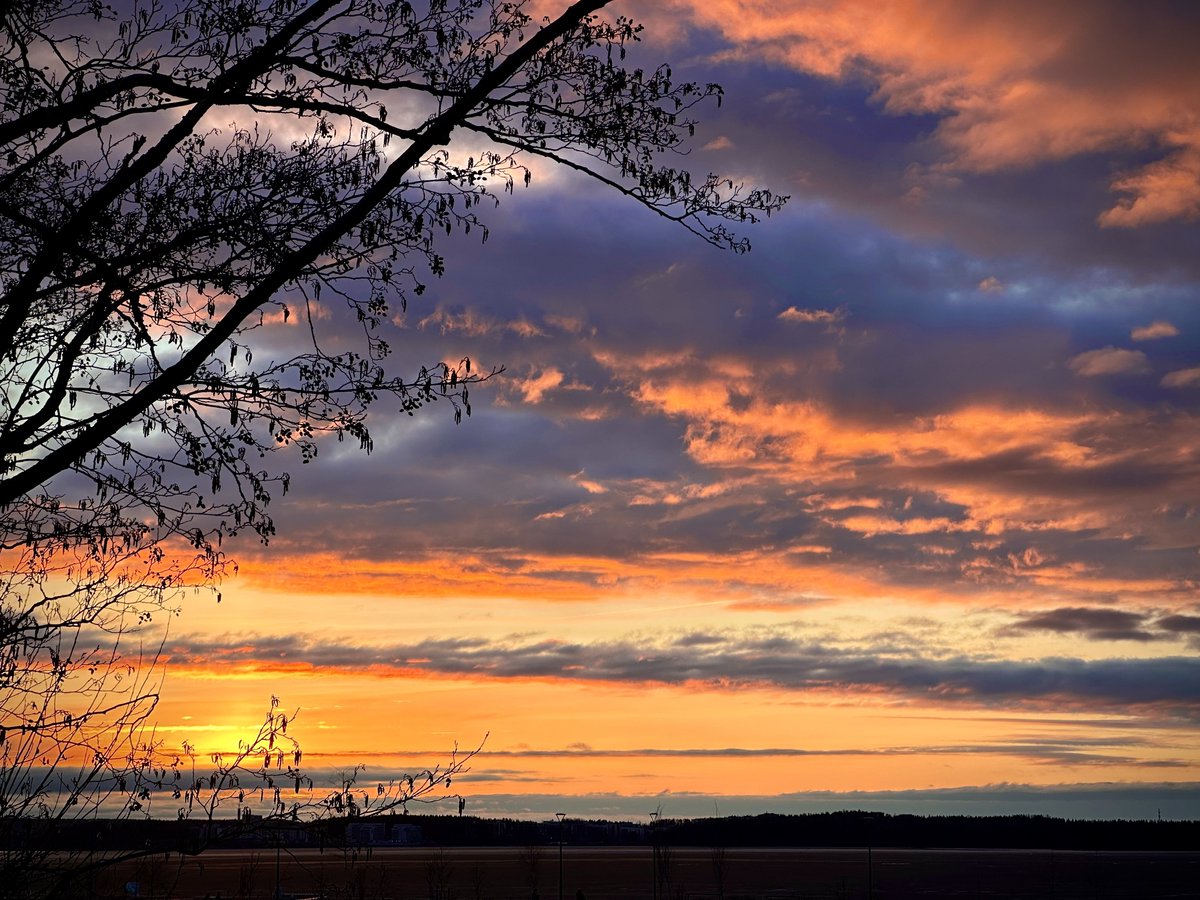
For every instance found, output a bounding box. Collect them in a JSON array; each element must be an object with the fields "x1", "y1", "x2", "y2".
[
  {"x1": 0, "y1": 0, "x2": 784, "y2": 884},
  {"x1": 3, "y1": 696, "x2": 482, "y2": 897}
]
